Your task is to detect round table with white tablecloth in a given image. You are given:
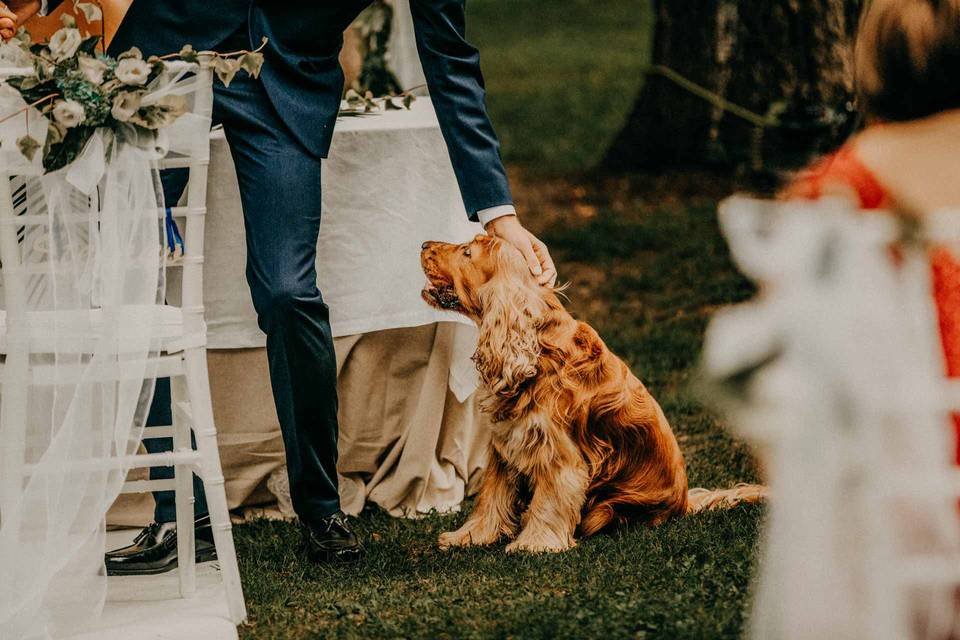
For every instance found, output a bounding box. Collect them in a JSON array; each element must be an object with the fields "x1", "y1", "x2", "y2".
[{"x1": 109, "y1": 98, "x2": 491, "y2": 524}]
